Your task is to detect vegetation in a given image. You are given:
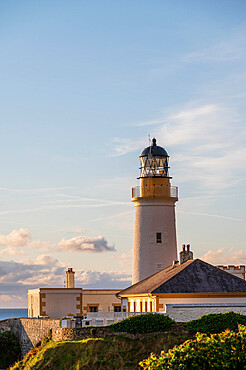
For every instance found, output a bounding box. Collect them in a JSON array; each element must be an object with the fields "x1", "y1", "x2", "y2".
[
  {"x1": 11, "y1": 332, "x2": 190, "y2": 369},
  {"x1": 185, "y1": 311, "x2": 246, "y2": 334},
  {"x1": 15, "y1": 313, "x2": 246, "y2": 369},
  {"x1": 110, "y1": 313, "x2": 174, "y2": 334},
  {"x1": 140, "y1": 325, "x2": 246, "y2": 369},
  {"x1": 0, "y1": 331, "x2": 21, "y2": 369}
]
